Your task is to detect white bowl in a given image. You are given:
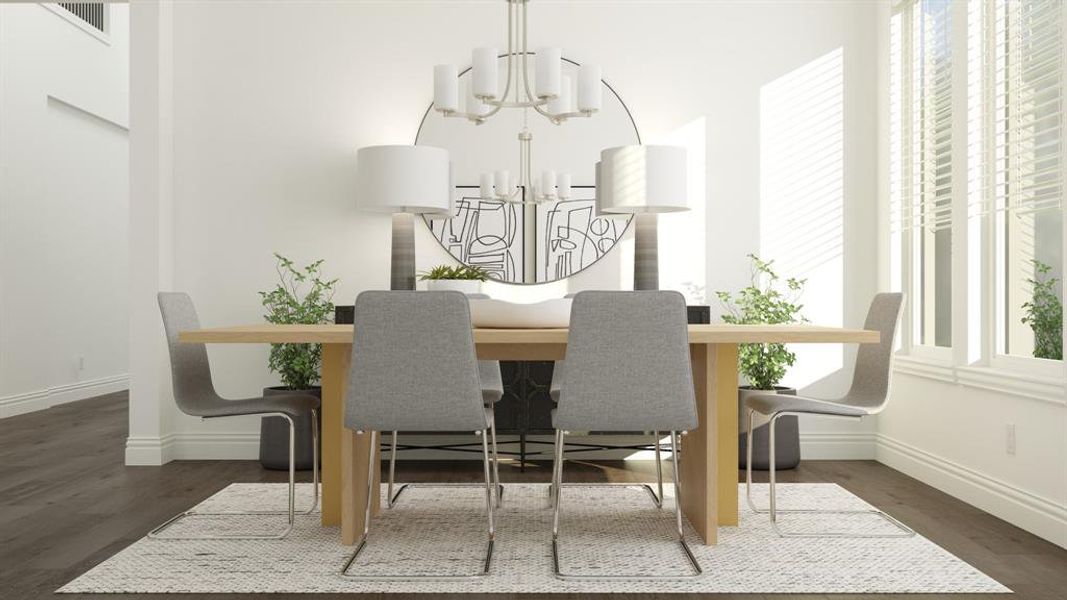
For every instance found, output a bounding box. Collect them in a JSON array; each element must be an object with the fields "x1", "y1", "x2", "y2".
[
  {"x1": 426, "y1": 279, "x2": 482, "y2": 294},
  {"x1": 469, "y1": 298, "x2": 572, "y2": 328}
]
